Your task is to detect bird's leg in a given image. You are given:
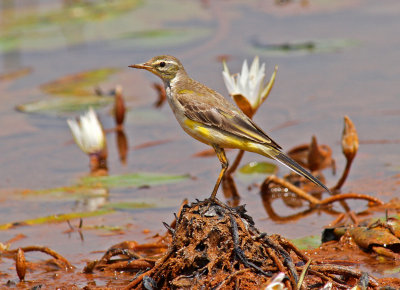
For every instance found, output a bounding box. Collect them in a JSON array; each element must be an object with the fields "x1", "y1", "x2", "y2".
[{"x1": 210, "y1": 145, "x2": 229, "y2": 201}]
